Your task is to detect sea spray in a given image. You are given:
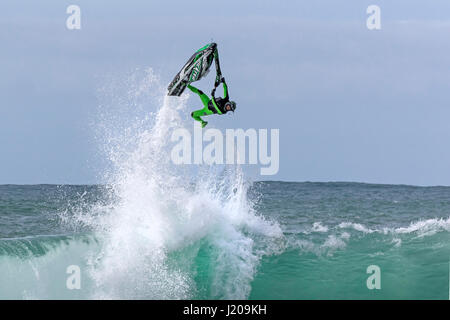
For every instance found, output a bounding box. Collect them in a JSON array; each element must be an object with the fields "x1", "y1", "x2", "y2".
[{"x1": 82, "y1": 68, "x2": 283, "y2": 299}]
